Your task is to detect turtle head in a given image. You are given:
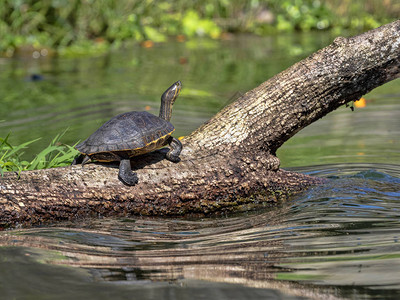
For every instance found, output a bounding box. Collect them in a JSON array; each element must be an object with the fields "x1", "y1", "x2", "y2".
[
  {"x1": 160, "y1": 80, "x2": 182, "y2": 122},
  {"x1": 162, "y1": 80, "x2": 181, "y2": 106}
]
